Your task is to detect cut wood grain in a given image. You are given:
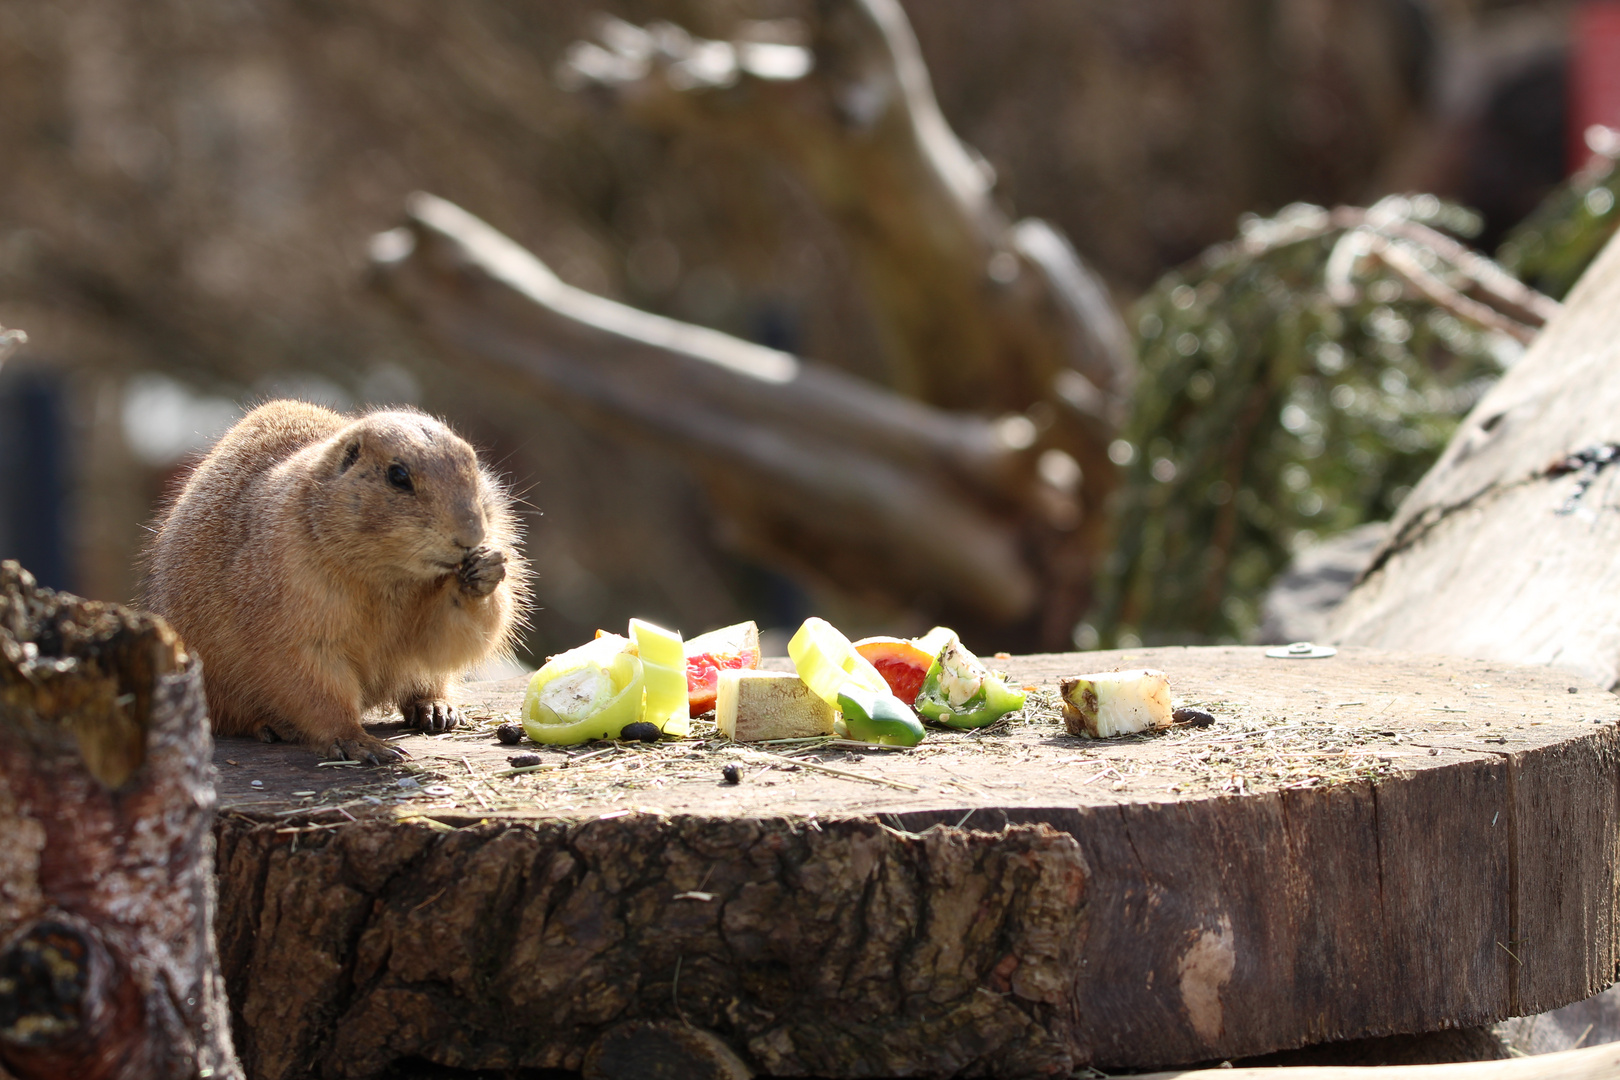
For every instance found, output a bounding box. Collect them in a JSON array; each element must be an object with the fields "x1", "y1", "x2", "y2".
[
  {"x1": 209, "y1": 646, "x2": 1620, "y2": 1079},
  {"x1": 1142, "y1": 1041, "x2": 1620, "y2": 1079},
  {"x1": 0, "y1": 561, "x2": 240, "y2": 1080},
  {"x1": 1329, "y1": 230, "x2": 1620, "y2": 690}
]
